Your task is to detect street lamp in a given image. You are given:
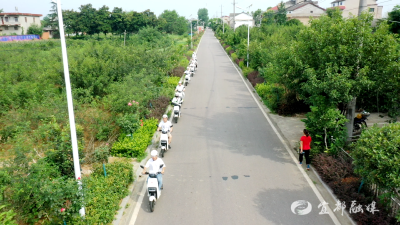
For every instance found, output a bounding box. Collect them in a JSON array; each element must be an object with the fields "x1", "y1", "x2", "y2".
[
  {"x1": 52, "y1": 0, "x2": 85, "y2": 217},
  {"x1": 236, "y1": 4, "x2": 252, "y2": 68}
]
